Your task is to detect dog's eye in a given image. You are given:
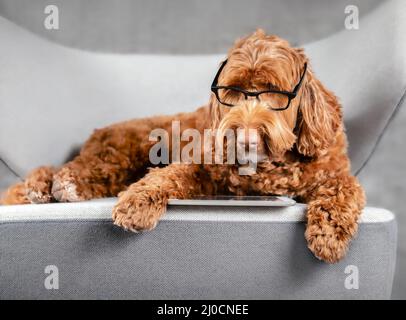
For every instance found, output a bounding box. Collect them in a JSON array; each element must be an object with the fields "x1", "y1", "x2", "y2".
[
  {"x1": 259, "y1": 92, "x2": 290, "y2": 110},
  {"x1": 218, "y1": 89, "x2": 245, "y2": 106}
]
